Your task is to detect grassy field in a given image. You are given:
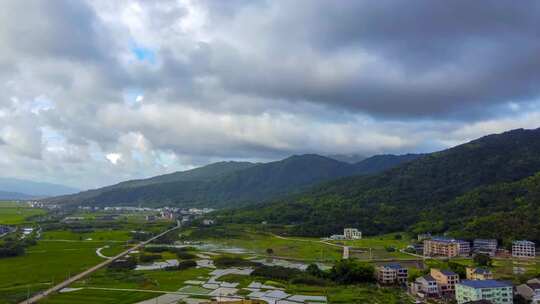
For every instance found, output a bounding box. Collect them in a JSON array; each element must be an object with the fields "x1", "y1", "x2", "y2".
[
  {"x1": 0, "y1": 201, "x2": 46, "y2": 225},
  {"x1": 194, "y1": 227, "x2": 415, "y2": 262},
  {"x1": 40, "y1": 289, "x2": 158, "y2": 304},
  {"x1": 0, "y1": 240, "x2": 125, "y2": 304},
  {"x1": 42, "y1": 229, "x2": 132, "y2": 242},
  {"x1": 208, "y1": 232, "x2": 342, "y2": 261},
  {"x1": 185, "y1": 225, "x2": 343, "y2": 261},
  {"x1": 73, "y1": 267, "x2": 211, "y2": 291}
]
